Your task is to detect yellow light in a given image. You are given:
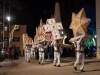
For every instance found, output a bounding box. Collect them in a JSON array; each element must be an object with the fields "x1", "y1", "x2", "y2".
[
  {"x1": 63, "y1": 35, "x2": 67, "y2": 44},
  {"x1": 9, "y1": 25, "x2": 19, "y2": 41}
]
